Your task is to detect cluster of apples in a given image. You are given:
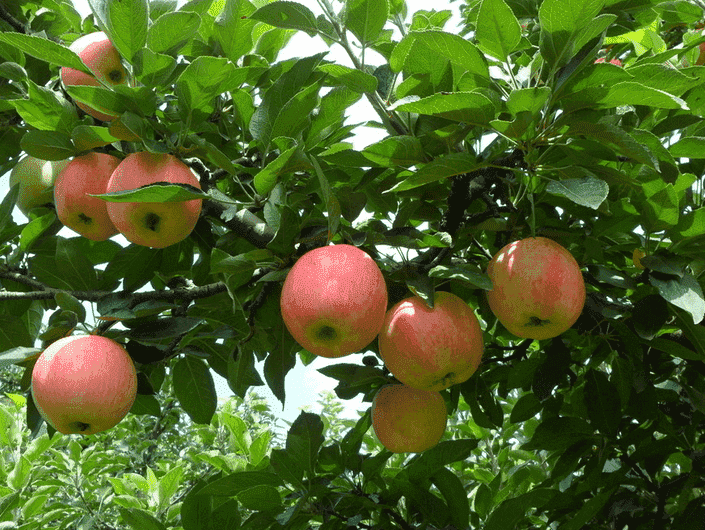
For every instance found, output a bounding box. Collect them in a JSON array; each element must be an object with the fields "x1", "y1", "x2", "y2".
[
  {"x1": 8, "y1": 32, "x2": 203, "y2": 248},
  {"x1": 10, "y1": 151, "x2": 203, "y2": 248},
  {"x1": 280, "y1": 238, "x2": 585, "y2": 453}
]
